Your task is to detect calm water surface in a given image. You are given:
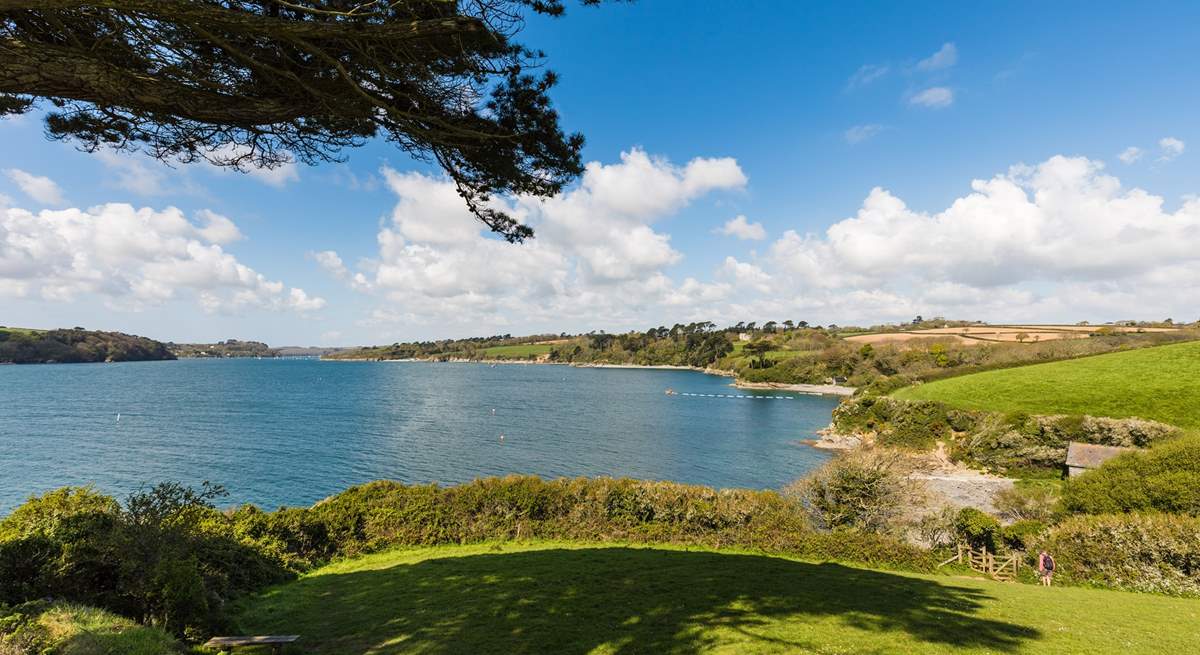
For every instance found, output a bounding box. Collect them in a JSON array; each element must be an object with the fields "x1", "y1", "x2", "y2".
[{"x1": 0, "y1": 359, "x2": 838, "y2": 512}]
